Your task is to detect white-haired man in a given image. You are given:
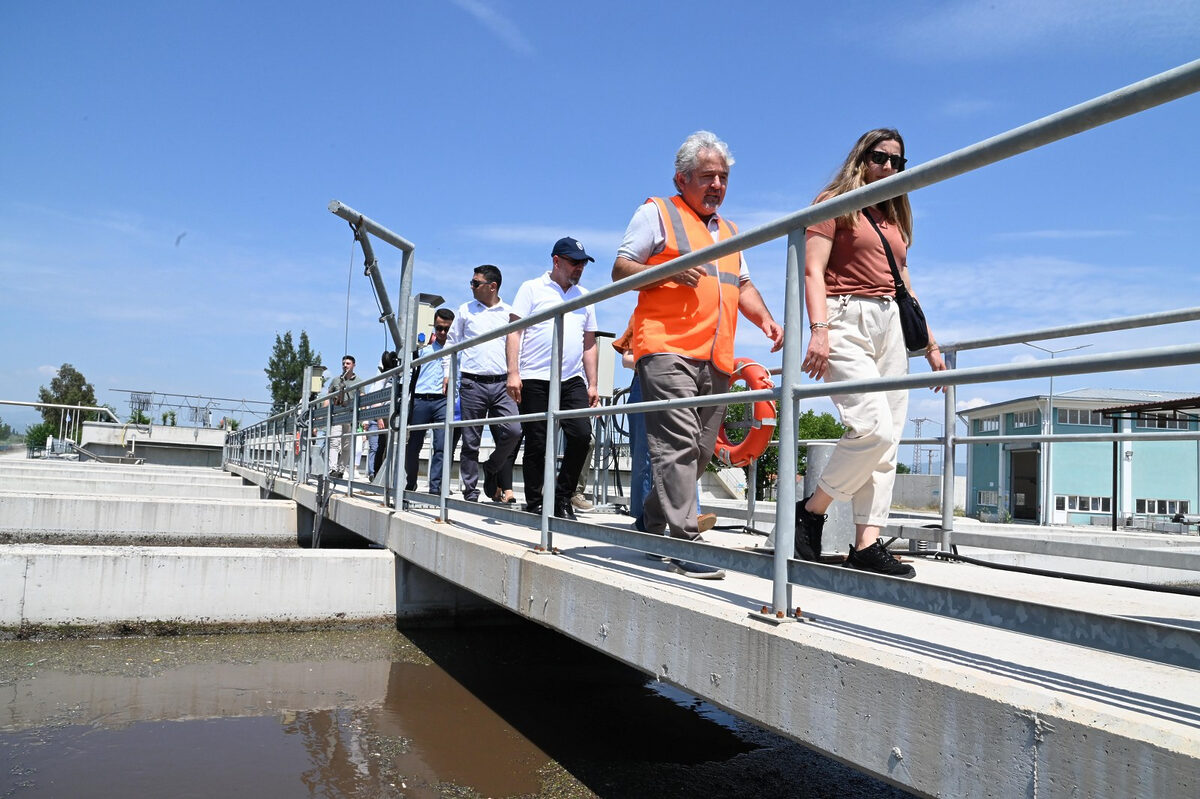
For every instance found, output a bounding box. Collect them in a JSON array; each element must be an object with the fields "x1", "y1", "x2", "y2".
[{"x1": 612, "y1": 131, "x2": 783, "y2": 579}]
